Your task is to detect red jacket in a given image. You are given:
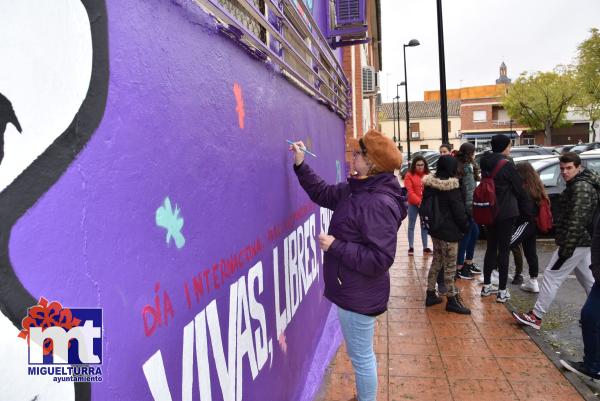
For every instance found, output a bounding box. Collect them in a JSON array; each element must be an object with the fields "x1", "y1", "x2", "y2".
[{"x1": 404, "y1": 171, "x2": 426, "y2": 206}]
